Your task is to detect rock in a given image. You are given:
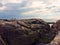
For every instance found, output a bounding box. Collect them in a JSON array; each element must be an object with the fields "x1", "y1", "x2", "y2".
[
  {"x1": 51, "y1": 20, "x2": 60, "y2": 31},
  {"x1": 35, "y1": 43, "x2": 50, "y2": 45},
  {"x1": 50, "y1": 31, "x2": 60, "y2": 45},
  {"x1": 0, "y1": 19, "x2": 56, "y2": 45},
  {"x1": 50, "y1": 20, "x2": 60, "y2": 45},
  {"x1": 0, "y1": 40, "x2": 3, "y2": 45},
  {"x1": 0, "y1": 35, "x2": 6, "y2": 45}
]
